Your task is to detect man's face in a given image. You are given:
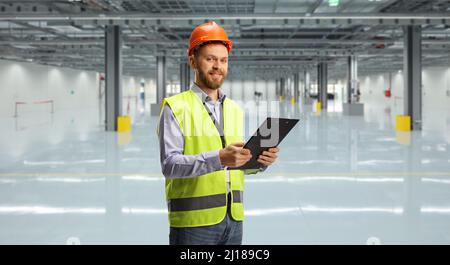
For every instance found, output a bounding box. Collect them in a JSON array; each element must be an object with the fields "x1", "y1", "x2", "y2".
[{"x1": 191, "y1": 43, "x2": 229, "y2": 90}]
